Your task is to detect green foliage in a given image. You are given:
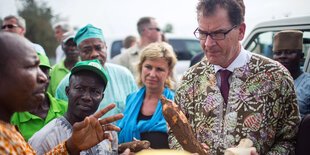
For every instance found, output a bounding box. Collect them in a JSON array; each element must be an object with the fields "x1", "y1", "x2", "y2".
[
  {"x1": 18, "y1": 0, "x2": 57, "y2": 58},
  {"x1": 163, "y1": 23, "x2": 173, "y2": 33}
]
